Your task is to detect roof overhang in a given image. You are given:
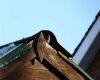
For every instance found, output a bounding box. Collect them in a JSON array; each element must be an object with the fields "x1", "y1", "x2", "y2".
[{"x1": 73, "y1": 11, "x2": 100, "y2": 70}]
